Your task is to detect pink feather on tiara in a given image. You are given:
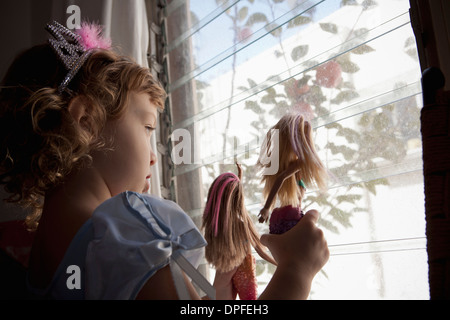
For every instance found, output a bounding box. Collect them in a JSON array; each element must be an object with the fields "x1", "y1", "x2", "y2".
[{"x1": 76, "y1": 22, "x2": 111, "y2": 50}]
